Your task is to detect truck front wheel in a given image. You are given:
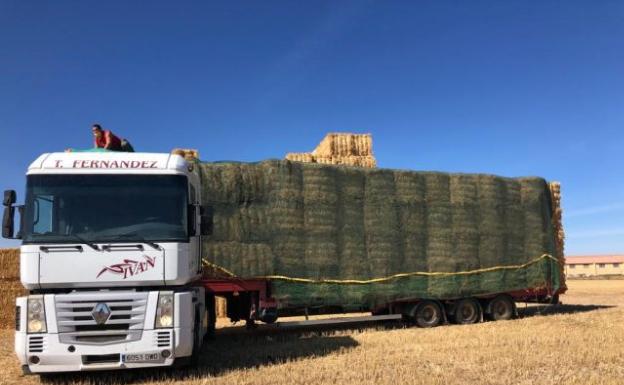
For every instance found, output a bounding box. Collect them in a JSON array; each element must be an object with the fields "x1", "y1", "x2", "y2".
[
  {"x1": 173, "y1": 307, "x2": 203, "y2": 368},
  {"x1": 204, "y1": 293, "x2": 216, "y2": 341},
  {"x1": 190, "y1": 305, "x2": 203, "y2": 366}
]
